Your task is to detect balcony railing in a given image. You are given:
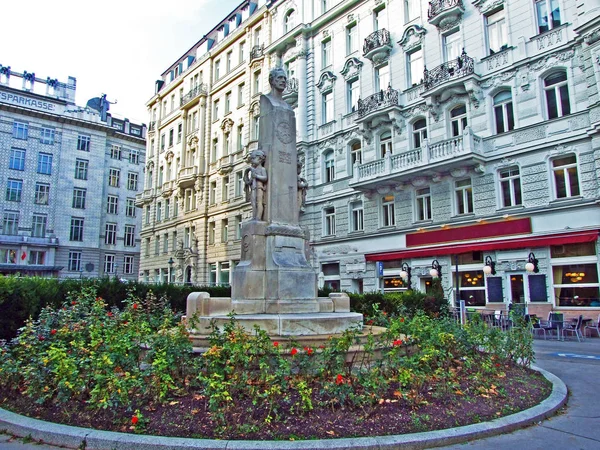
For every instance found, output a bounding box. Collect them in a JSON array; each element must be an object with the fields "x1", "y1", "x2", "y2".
[
  {"x1": 363, "y1": 29, "x2": 391, "y2": 56},
  {"x1": 357, "y1": 85, "x2": 399, "y2": 119},
  {"x1": 283, "y1": 77, "x2": 298, "y2": 96},
  {"x1": 428, "y1": 0, "x2": 463, "y2": 20},
  {"x1": 423, "y1": 49, "x2": 474, "y2": 91},
  {"x1": 250, "y1": 45, "x2": 264, "y2": 61},
  {"x1": 180, "y1": 83, "x2": 207, "y2": 107}
]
